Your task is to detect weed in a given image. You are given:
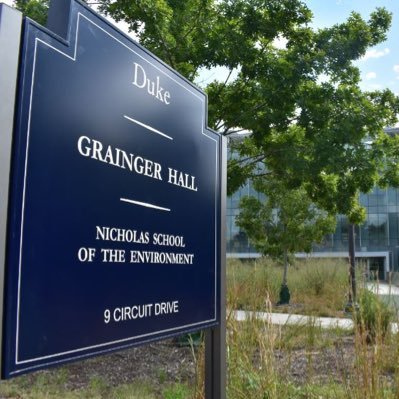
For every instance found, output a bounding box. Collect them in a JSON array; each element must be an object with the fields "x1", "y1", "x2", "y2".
[
  {"x1": 162, "y1": 383, "x2": 191, "y2": 399},
  {"x1": 355, "y1": 289, "x2": 393, "y2": 343},
  {"x1": 158, "y1": 368, "x2": 167, "y2": 384}
]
